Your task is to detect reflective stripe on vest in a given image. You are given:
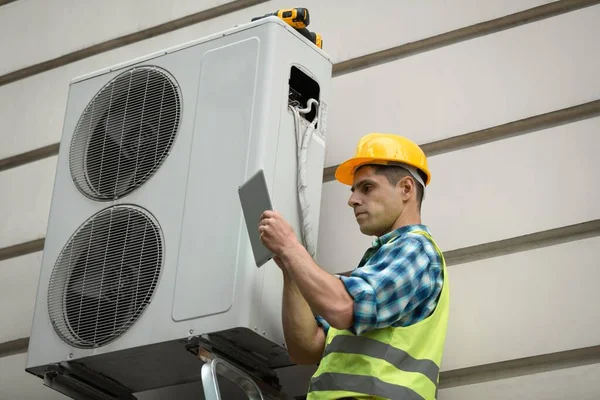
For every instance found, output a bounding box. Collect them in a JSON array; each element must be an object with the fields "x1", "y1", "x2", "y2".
[
  {"x1": 310, "y1": 373, "x2": 424, "y2": 400},
  {"x1": 322, "y1": 335, "x2": 440, "y2": 385},
  {"x1": 307, "y1": 230, "x2": 449, "y2": 400}
]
